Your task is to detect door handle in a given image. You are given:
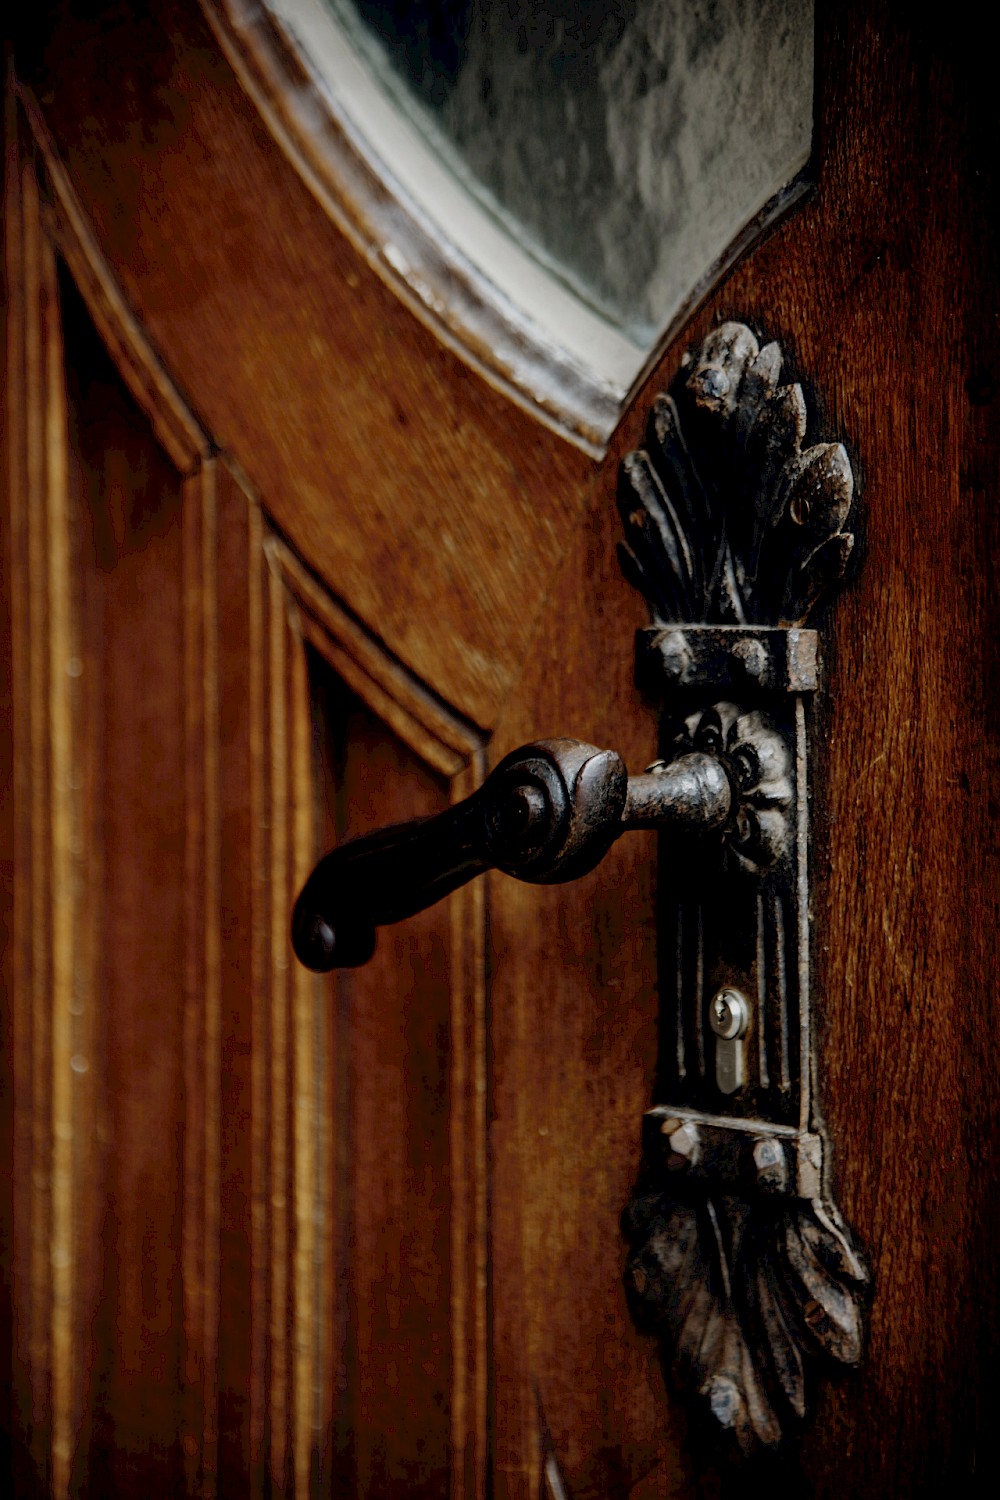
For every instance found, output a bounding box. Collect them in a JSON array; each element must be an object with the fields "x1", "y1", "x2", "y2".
[
  {"x1": 293, "y1": 320, "x2": 870, "y2": 1457},
  {"x1": 292, "y1": 737, "x2": 741, "y2": 971}
]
